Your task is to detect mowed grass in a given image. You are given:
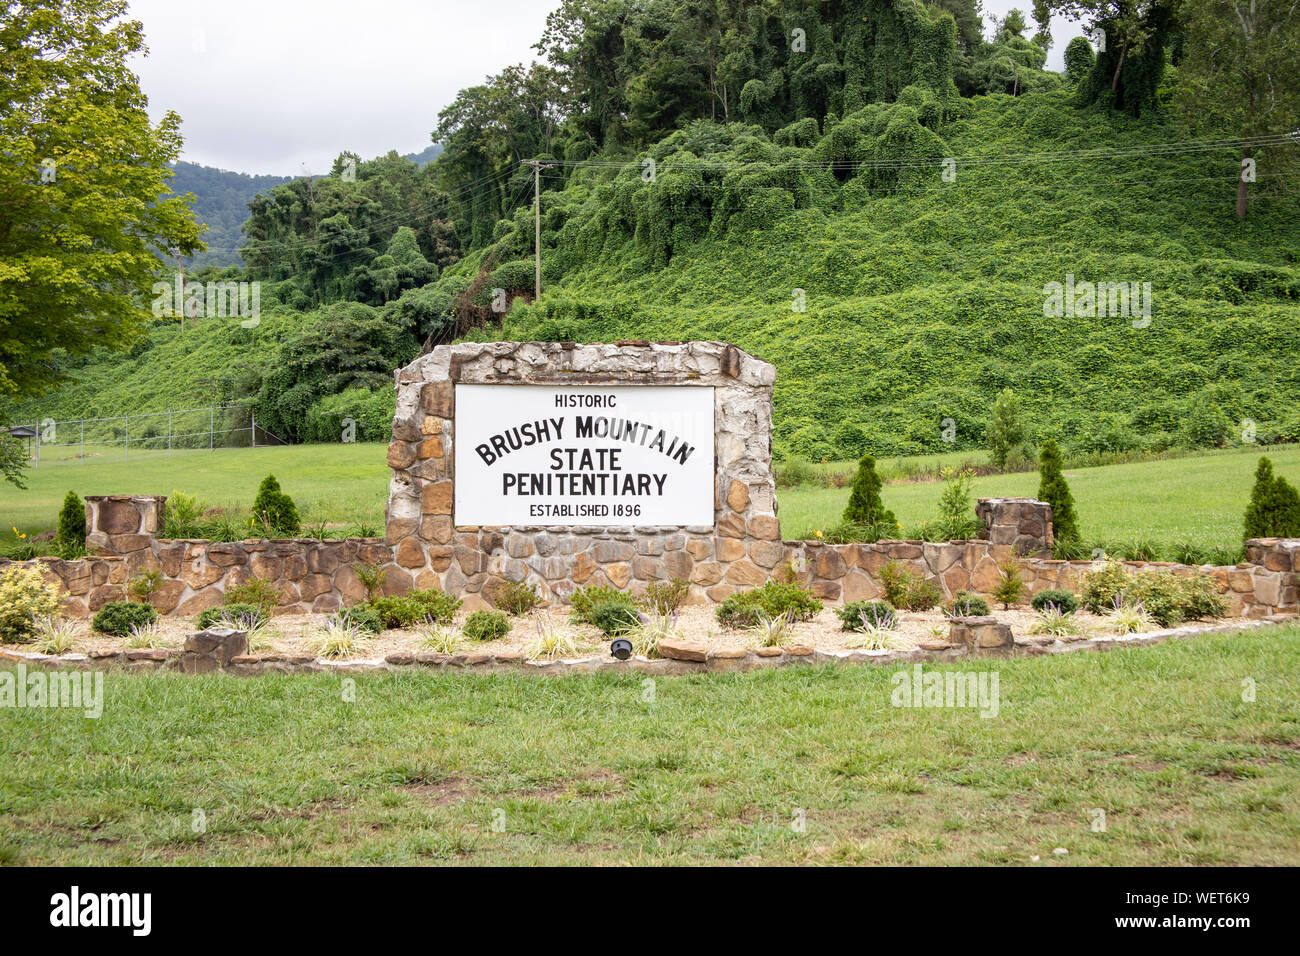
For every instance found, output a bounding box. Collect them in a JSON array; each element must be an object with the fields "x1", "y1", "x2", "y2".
[
  {"x1": 780, "y1": 445, "x2": 1300, "y2": 549},
  {"x1": 2, "y1": 442, "x2": 1297, "y2": 551},
  {"x1": 0, "y1": 442, "x2": 392, "y2": 533},
  {"x1": 1, "y1": 626, "x2": 1297, "y2": 865}
]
